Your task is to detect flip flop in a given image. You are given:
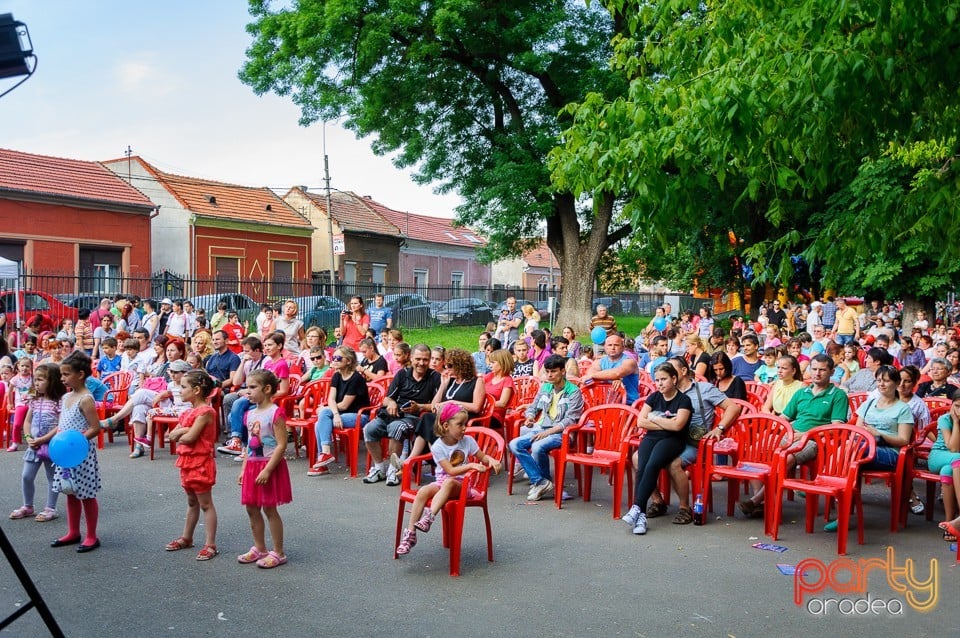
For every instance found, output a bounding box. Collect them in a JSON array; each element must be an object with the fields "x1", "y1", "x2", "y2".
[
  {"x1": 256, "y1": 550, "x2": 287, "y2": 569},
  {"x1": 238, "y1": 546, "x2": 268, "y2": 564},
  {"x1": 938, "y1": 521, "x2": 960, "y2": 542},
  {"x1": 908, "y1": 497, "x2": 925, "y2": 515},
  {"x1": 165, "y1": 537, "x2": 194, "y2": 551}
]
